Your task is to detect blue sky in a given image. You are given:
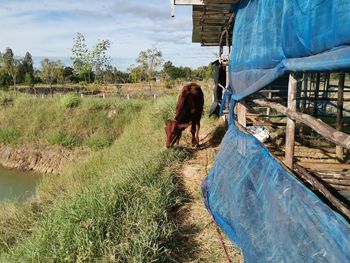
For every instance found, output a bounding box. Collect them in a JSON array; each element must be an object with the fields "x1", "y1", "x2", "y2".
[{"x1": 0, "y1": 0, "x2": 217, "y2": 70}]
